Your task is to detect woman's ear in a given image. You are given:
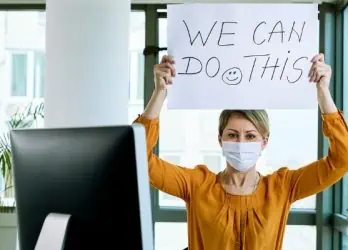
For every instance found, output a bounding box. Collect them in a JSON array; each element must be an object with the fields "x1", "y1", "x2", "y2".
[
  {"x1": 262, "y1": 137, "x2": 269, "y2": 150},
  {"x1": 218, "y1": 135, "x2": 222, "y2": 147}
]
